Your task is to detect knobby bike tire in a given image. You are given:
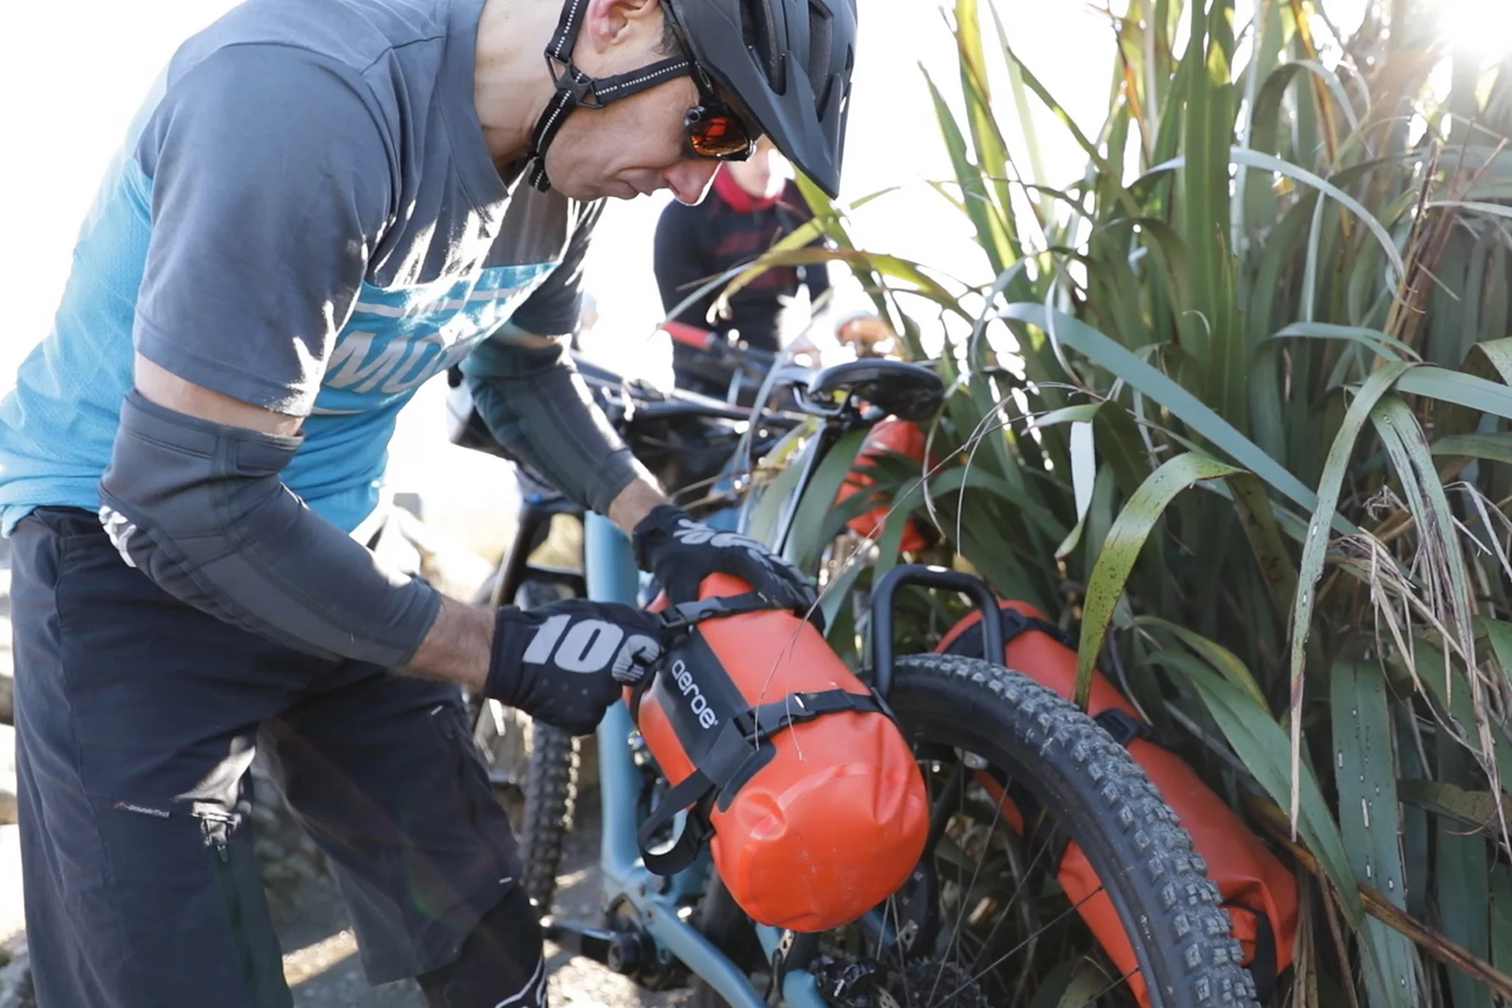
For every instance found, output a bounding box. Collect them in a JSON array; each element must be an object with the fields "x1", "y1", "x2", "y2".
[
  {"x1": 469, "y1": 575, "x2": 581, "y2": 915},
  {"x1": 518, "y1": 719, "x2": 578, "y2": 913},
  {"x1": 513, "y1": 578, "x2": 580, "y2": 914},
  {"x1": 692, "y1": 653, "x2": 1259, "y2": 1008}
]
